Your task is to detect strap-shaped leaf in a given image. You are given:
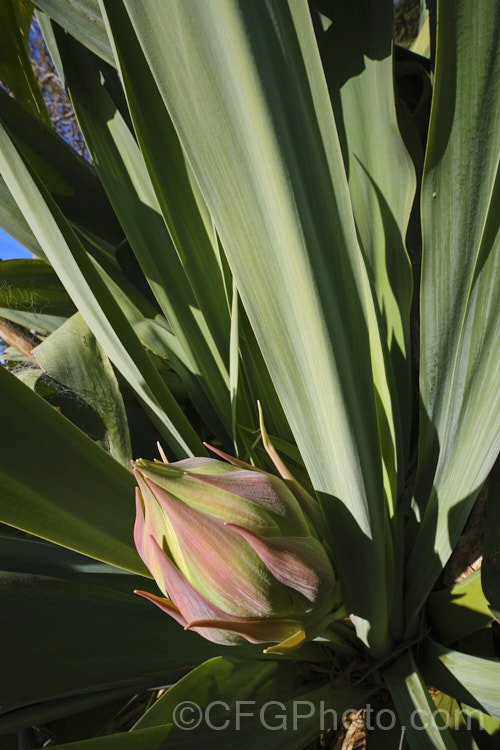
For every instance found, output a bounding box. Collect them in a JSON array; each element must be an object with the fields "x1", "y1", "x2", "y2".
[
  {"x1": 430, "y1": 691, "x2": 486, "y2": 750},
  {"x1": 0, "y1": 535, "x2": 146, "y2": 595},
  {"x1": 0, "y1": 0, "x2": 51, "y2": 125},
  {"x1": 124, "y1": 0, "x2": 393, "y2": 654},
  {"x1": 33, "y1": 312, "x2": 132, "y2": 466},
  {"x1": 133, "y1": 656, "x2": 300, "y2": 729},
  {"x1": 51, "y1": 29, "x2": 232, "y2": 444},
  {"x1": 0, "y1": 258, "x2": 75, "y2": 317},
  {"x1": 0, "y1": 685, "x2": 138, "y2": 736},
  {"x1": 101, "y1": 0, "x2": 231, "y2": 362},
  {"x1": 482, "y1": 457, "x2": 500, "y2": 622},
  {"x1": 422, "y1": 639, "x2": 500, "y2": 720},
  {"x1": 427, "y1": 570, "x2": 493, "y2": 646},
  {"x1": 0, "y1": 570, "x2": 225, "y2": 711},
  {"x1": 0, "y1": 120, "x2": 203, "y2": 456},
  {"x1": 0, "y1": 306, "x2": 65, "y2": 334},
  {"x1": 0, "y1": 534, "x2": 326, "y2": 726},
  {"x1": 25, "y1": 681, "x2": 369, "y2": 749},
  {"x1": 34, "y1": 0, "x2": 114, "y2": 66},
  {"x1": 89, "y1": 258, "x2": 232, "y2": 440},
  {"x1": 405, "y1": 0, "x2": 500, "y2": 626},
  {"x1": 0, "y1": 87, "x2": 124, "y2": 250},
  {"x1": 0, "y1": 175, "x2": 45, "y2": 258},
  {"x1": 0, "y1": 364, "x2": 141, "y2": 572},
  {"x1": 314, "y1": 0, "x2": 415, "y2": 477},
  {"x1": 384, "y1": 650, "x2": 459, "y2": 749}
]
